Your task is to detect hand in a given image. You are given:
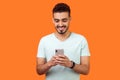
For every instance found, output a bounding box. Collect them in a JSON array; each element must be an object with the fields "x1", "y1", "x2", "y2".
[
  {"x1": 55, "y1": 55, "x2": 72, "y2": 68},
  {"x1": 47, "y1": 56, "x2": 58, "y2": 67}
]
